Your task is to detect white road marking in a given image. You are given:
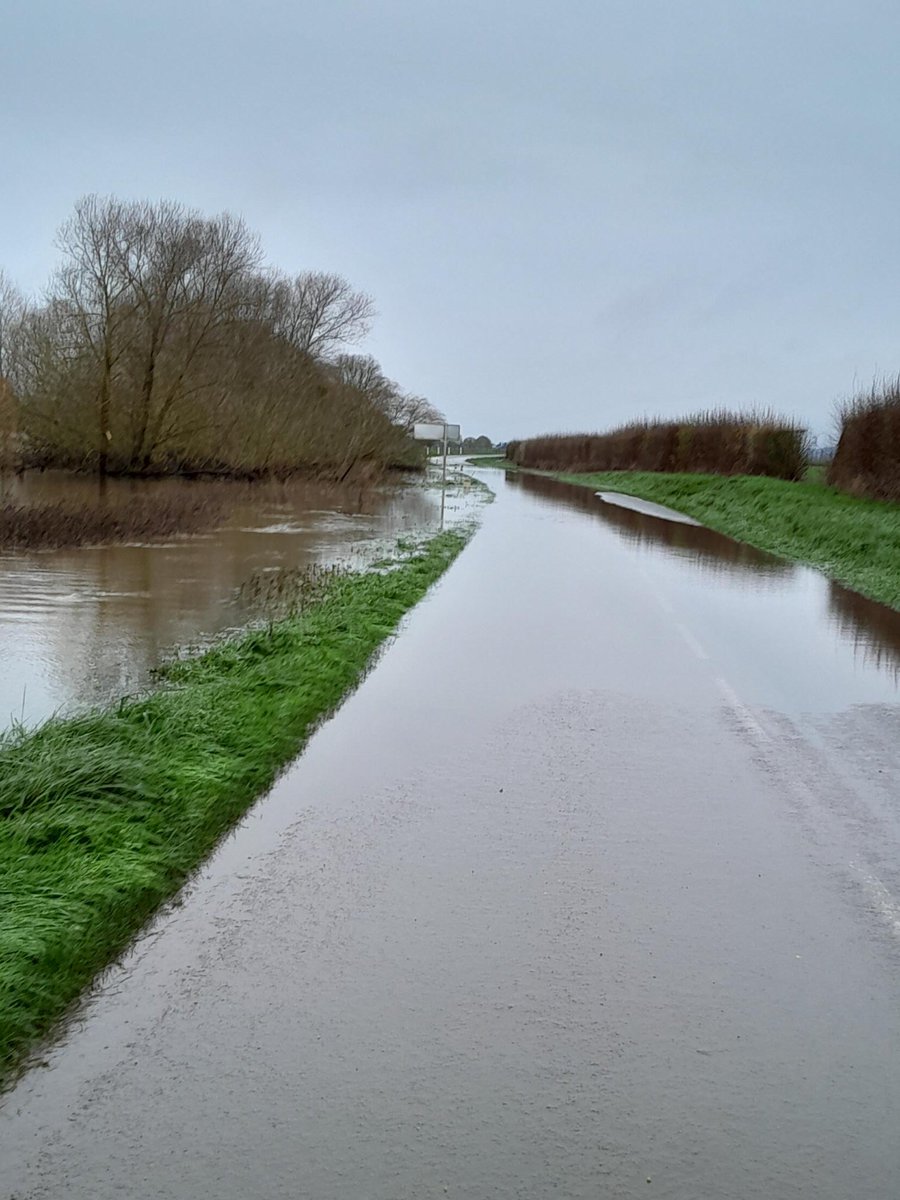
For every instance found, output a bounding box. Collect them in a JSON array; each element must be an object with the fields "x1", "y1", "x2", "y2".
[
  {"x1": 675, "y1": 622, "x2": 710, "y2": 660},
  {"x1": 848, "y1": 862, "x2": 900, "y2": 938},
  {"x1": 714, "y1": 675, "x2": 773, "y2": 743}
]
